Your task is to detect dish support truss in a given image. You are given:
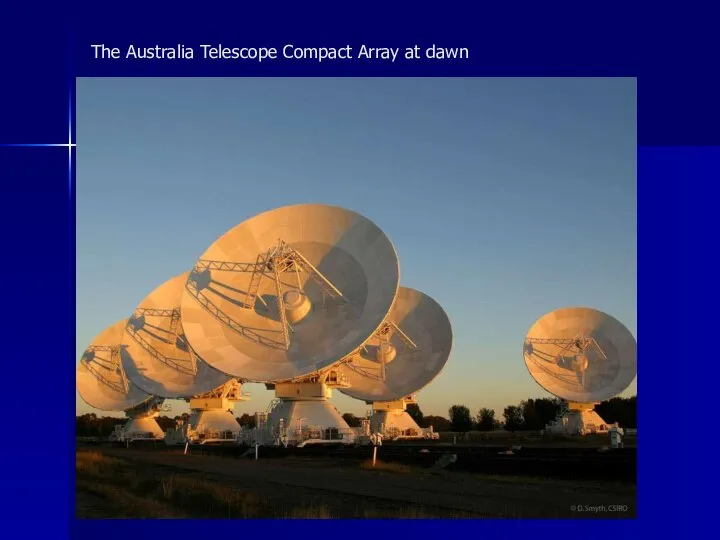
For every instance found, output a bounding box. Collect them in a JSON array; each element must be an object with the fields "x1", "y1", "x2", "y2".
[
  {"x1": 125, "y1": 308, "x2": 197, "y2": 375},
  {"x1": 525, "y1": 335, "x2": 607, "y2": 387},
  {"x1": 81, "y1": 345, "x2": 130, "y2": 394},
  {"x1": 189, "y1": 378, "x2": 245, "y2": 403},
  {"x1": 186, "y1": 239, "x2": 347, "y2": 351},
  {"x1": 344, "y1": 320, "x2": 419, "y2": 382}
]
